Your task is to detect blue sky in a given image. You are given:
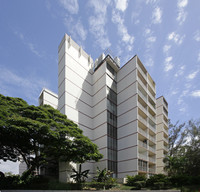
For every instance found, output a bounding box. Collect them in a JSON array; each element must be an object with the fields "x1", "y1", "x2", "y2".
[{"x1": 0, "y1": 0, "x2": 200, "y2": 173}]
